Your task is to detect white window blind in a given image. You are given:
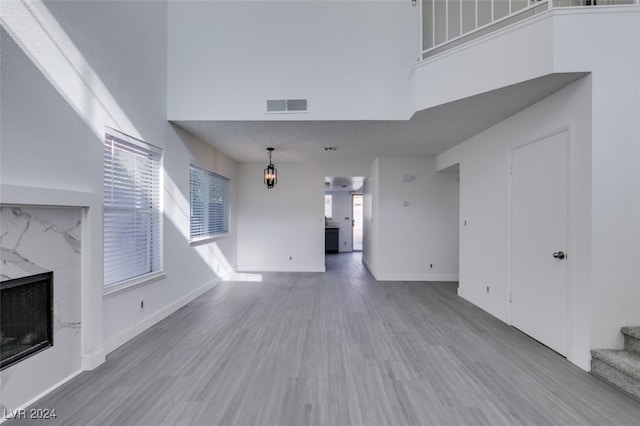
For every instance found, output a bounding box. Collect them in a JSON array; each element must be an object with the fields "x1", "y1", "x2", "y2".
[
  {"x1": 190, "y1": 165, "x2": 230, "y2": 240},
  {"x1": 104, "y1": 129, "x2": 162, "y2": 288}
]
